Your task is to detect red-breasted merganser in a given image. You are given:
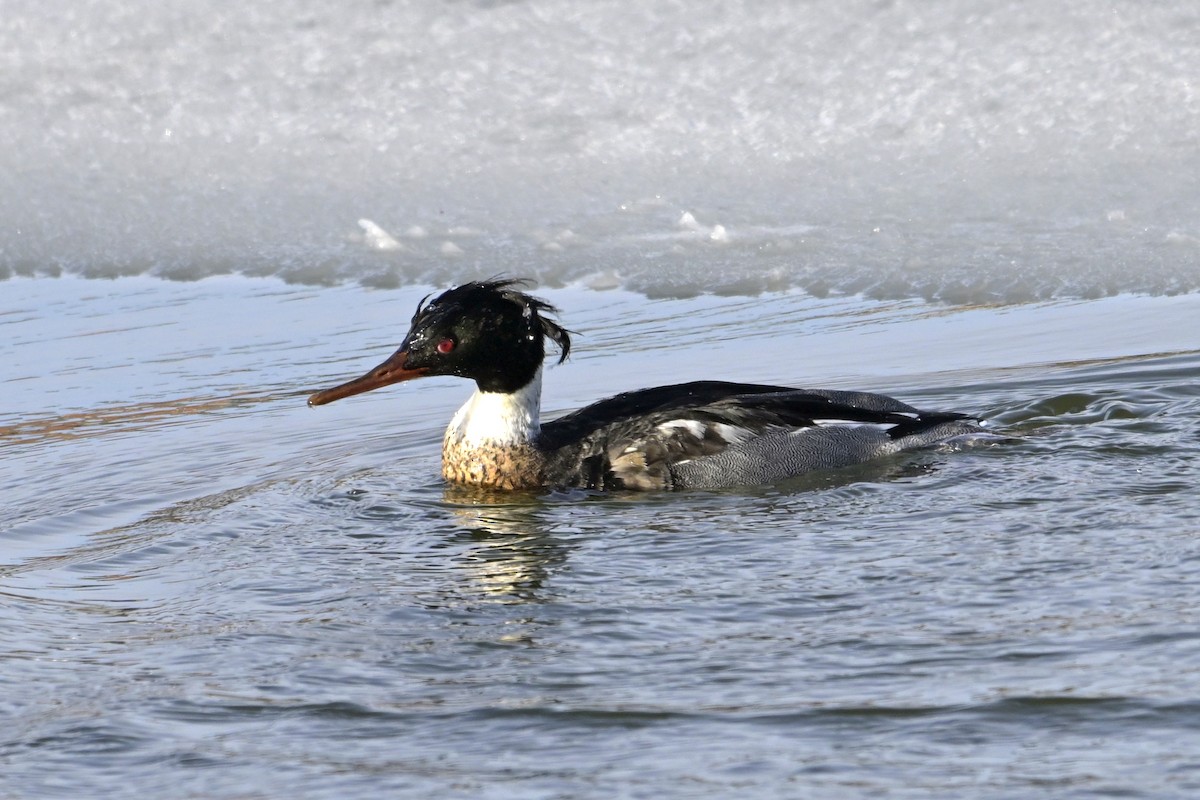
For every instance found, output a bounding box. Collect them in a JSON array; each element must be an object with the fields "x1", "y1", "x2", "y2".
[{"x1": 308, "y1": 279, "x2": 985, "y2": 490}]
